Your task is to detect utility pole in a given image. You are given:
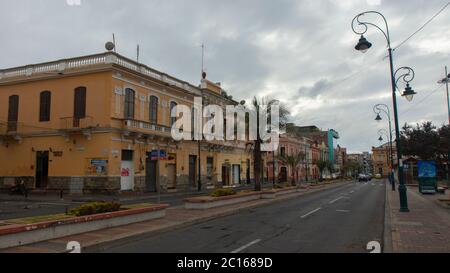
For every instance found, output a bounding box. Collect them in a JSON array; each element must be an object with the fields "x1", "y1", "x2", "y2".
[{"x1": 443, "y1": 66, "x2": 450, "y2": 125}]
